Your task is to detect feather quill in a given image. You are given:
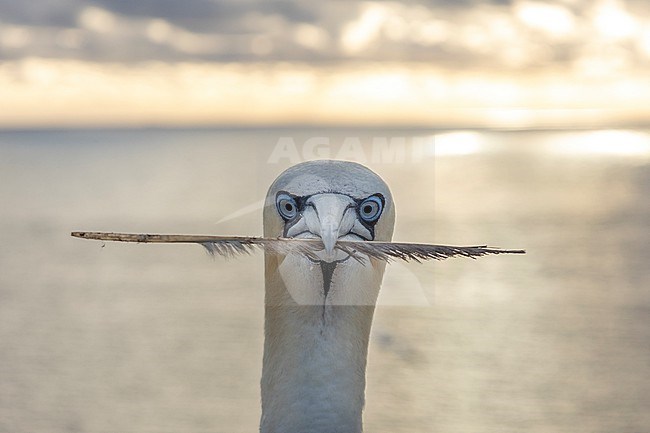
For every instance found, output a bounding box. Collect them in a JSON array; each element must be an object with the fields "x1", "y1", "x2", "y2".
[{"x1": 71, "y1": 231, "x2": 525, "y2": 263}]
